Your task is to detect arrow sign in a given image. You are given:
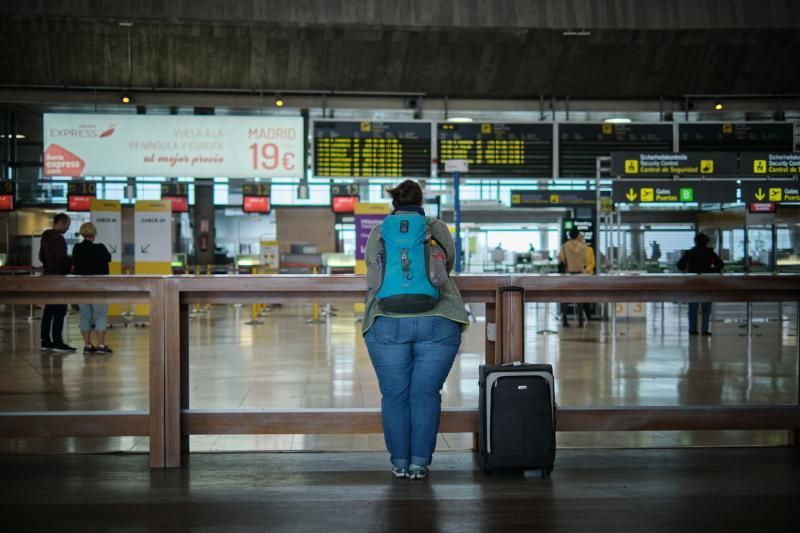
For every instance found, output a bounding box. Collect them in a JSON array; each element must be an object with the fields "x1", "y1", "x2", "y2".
[
  {"x1": 741, "y1": 181, "x2": 800, "y2": 204},
  {"x1": 613, "y1": 181, "x2": 736, "y2": 203},
  {"x1": 140, "y1": 244, "x2": 151, "y2": 254}
]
